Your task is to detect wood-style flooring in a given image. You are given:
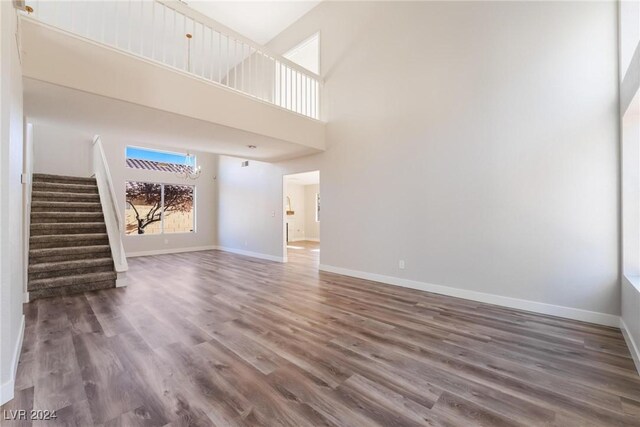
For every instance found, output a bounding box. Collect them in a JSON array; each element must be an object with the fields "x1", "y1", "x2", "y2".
[{"x1": 3, "y1": 240, "x2": 640, "y2": 426}]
